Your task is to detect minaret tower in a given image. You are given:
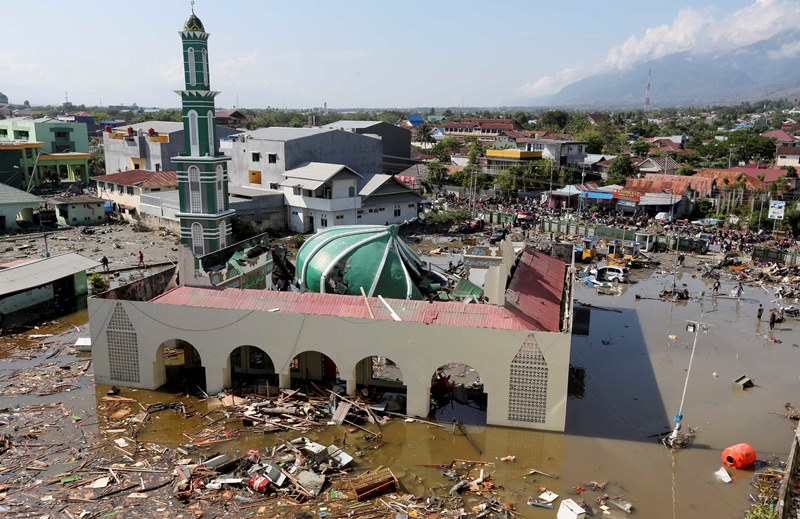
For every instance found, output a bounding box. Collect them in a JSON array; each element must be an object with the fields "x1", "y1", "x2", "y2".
[{"x1": 173, "y1": 2, "x2": 233, "y2": 257}]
